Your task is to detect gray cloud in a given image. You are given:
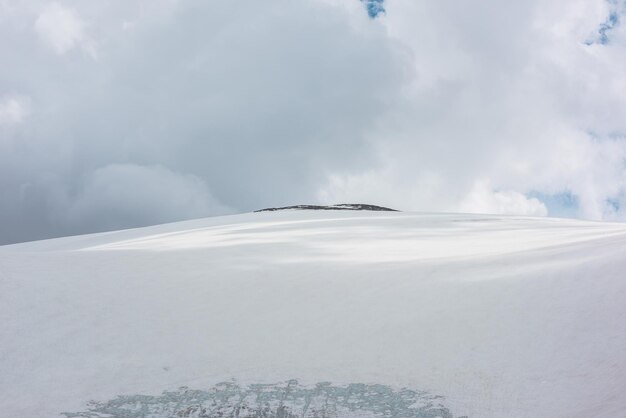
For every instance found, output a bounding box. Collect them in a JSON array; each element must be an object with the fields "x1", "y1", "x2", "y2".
[
  {"x1": 0, "y1": 0, "x2": 409, "y2": 243},
  {"x1": 66, "y1": 163, "x2": 228, "y2": 234},
  {"x1": 1, "y1": 0, "x2": 626, "y2": 244}
]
